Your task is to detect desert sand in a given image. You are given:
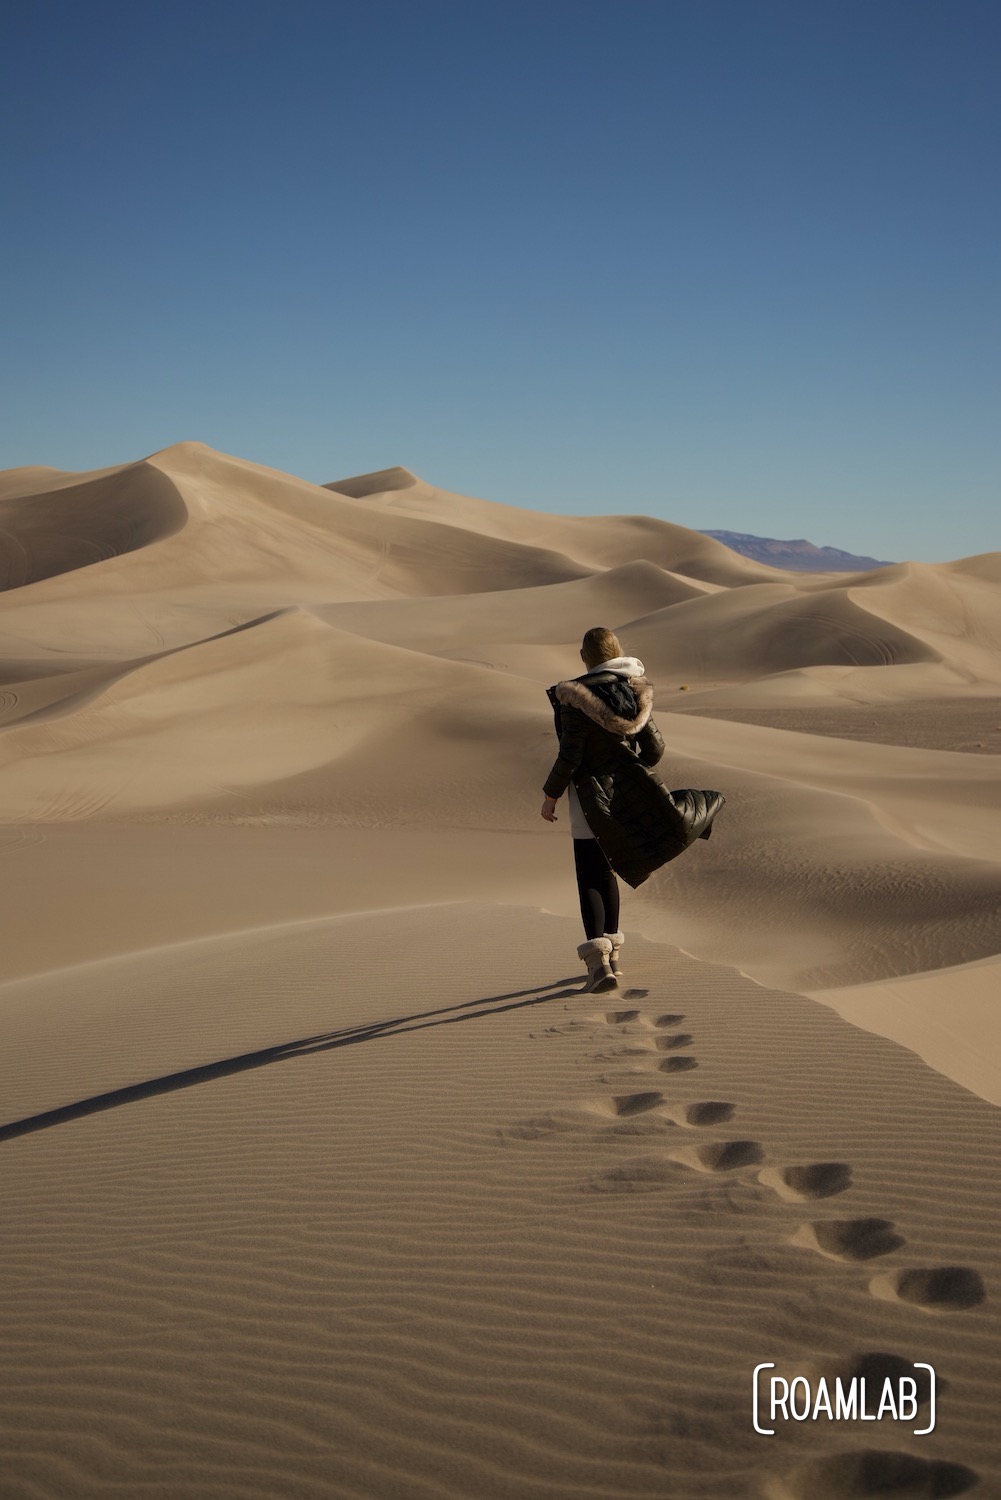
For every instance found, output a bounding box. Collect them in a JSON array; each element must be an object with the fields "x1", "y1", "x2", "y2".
[{"x1": 1, "y1": 443, "x2": 999, "y2": 1498}]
